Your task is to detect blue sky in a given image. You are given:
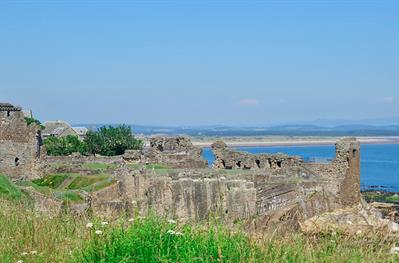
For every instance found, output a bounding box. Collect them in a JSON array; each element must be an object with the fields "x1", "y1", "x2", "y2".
[{"x1": 1, "y1": 0, "x2": 398, "y2": 126}]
